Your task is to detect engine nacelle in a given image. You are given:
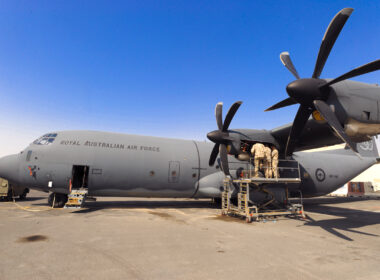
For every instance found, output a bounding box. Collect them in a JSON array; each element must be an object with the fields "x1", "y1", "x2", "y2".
[{"x1": 236, "y1": 152, "x2": 250, "y2": 161}]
